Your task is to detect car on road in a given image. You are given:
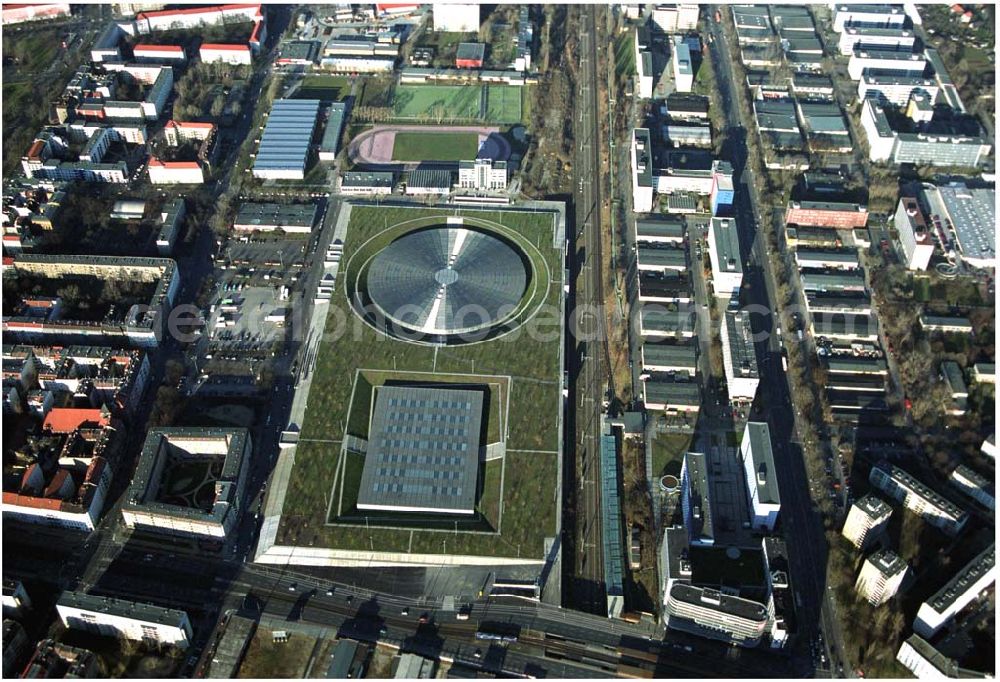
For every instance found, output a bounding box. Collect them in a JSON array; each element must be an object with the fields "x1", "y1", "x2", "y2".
[
  {"x1": 418, "y1": 613, "x2": 429, "y2": 624},
  {"x1": 473, "y1": 649, "x2": 482, "y2": 659},
  {"x1": 288, "y1": 583, "x2": 296, "y2": 591},
  {"x1": 401, "y1": 607, "x2": 409, "y2": 616}
]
